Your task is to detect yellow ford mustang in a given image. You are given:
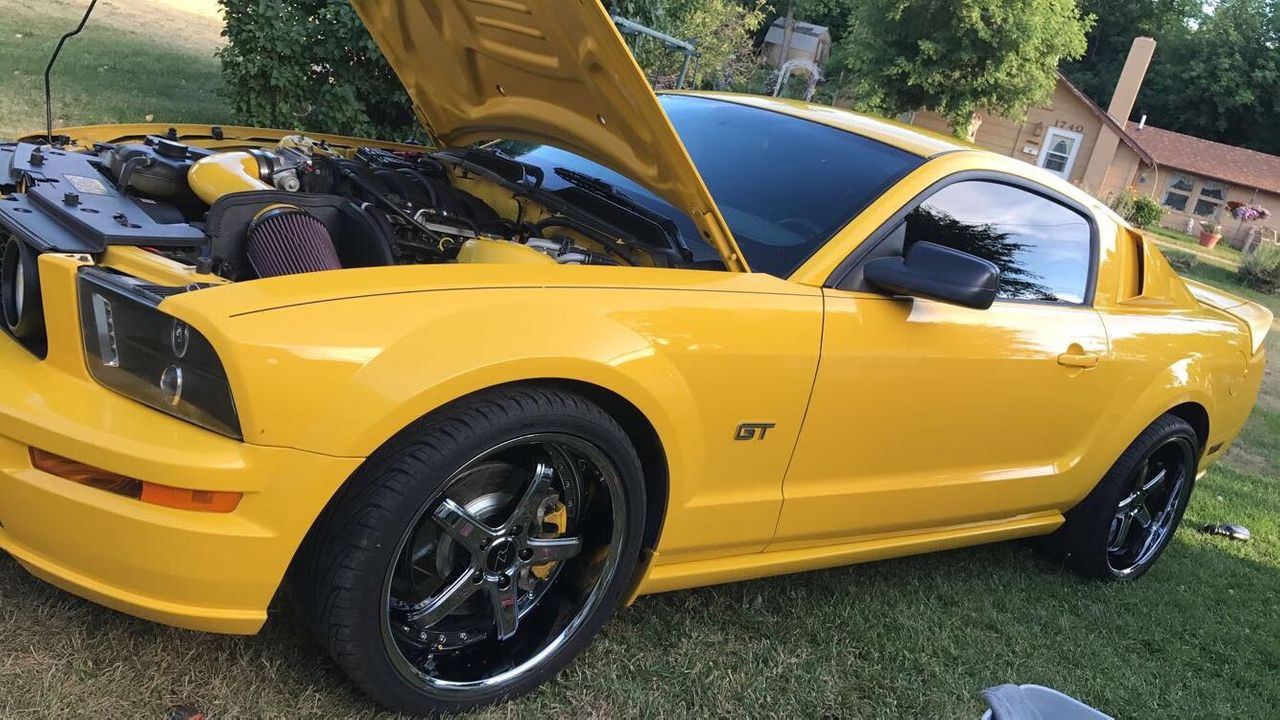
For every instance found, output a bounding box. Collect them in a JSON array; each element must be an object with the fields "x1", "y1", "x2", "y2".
[{"x1": 0, "y1": 1, "x2": 1270, "y2": 714}]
